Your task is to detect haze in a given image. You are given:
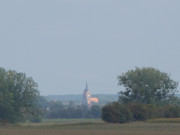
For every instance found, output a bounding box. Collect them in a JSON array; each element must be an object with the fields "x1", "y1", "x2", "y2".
[{"x1": 0, "y1": 0, "x2": 180, "y2": 95}]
